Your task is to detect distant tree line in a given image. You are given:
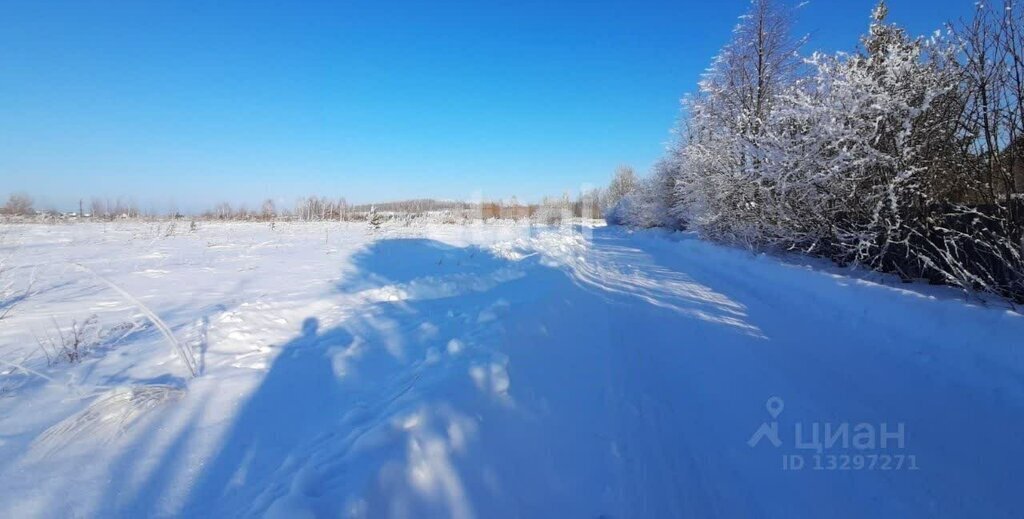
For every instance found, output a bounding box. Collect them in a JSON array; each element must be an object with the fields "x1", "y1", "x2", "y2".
[
  {"x1": 1, "y1": 189, "x2": 607, "y2": 224},
  {"x1": 197, "y1": 193, "x2": 605, "y2": 223},
  {"x1": 606, "y1": 0, "x2": 1024, "y2": 302},
  {"x1": 1, "y1": 194, "x2": 148, "y2": 219}
]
